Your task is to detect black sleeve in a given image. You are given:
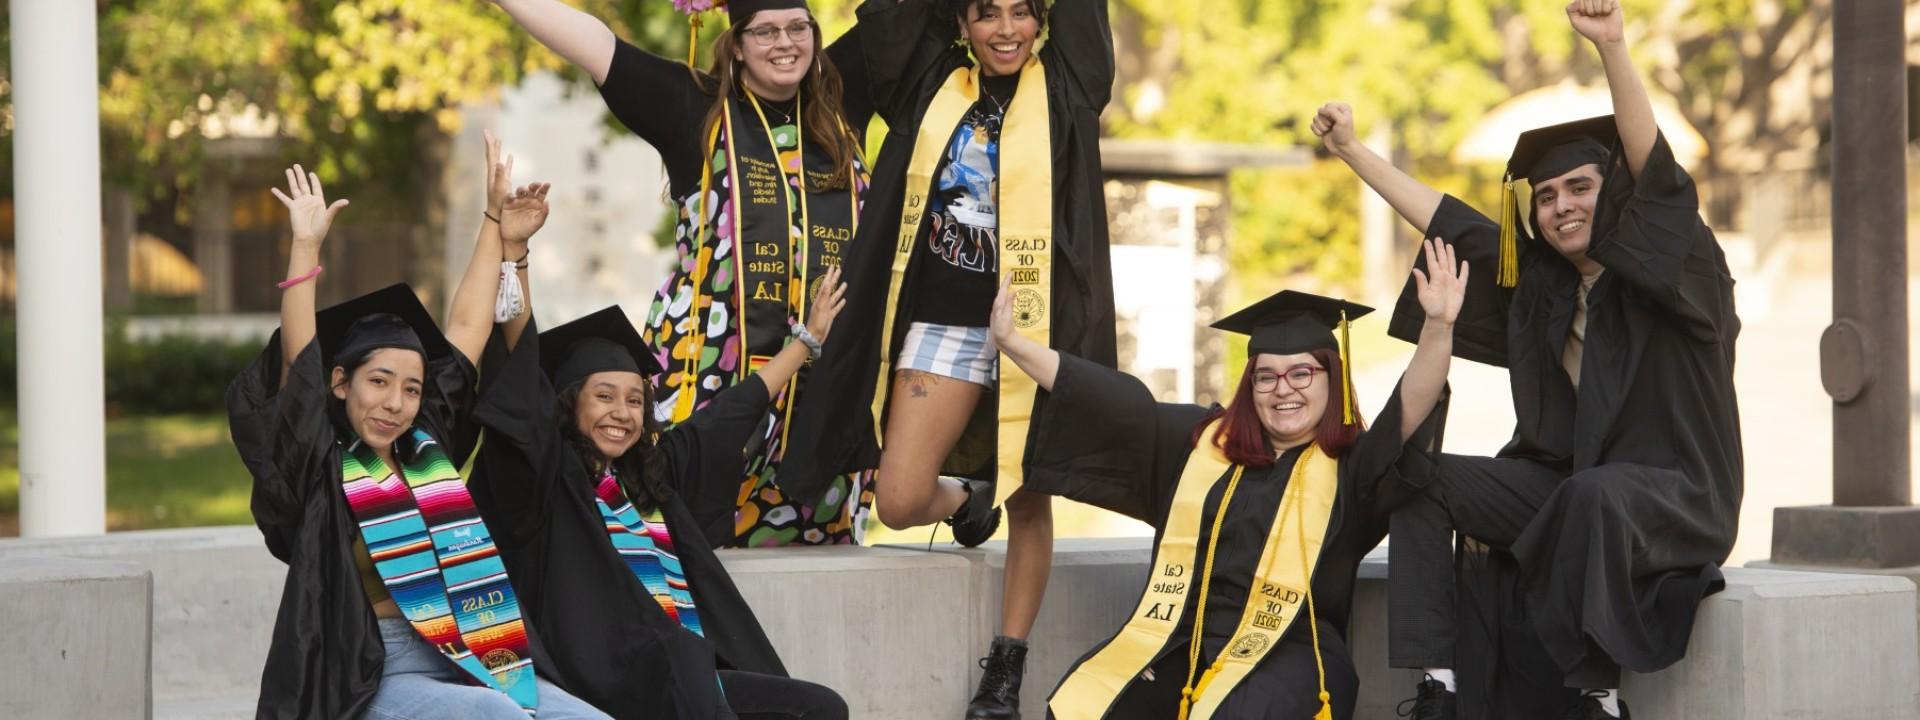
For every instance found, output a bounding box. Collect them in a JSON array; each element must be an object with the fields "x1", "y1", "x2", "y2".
[
  {"x1": 826, "y1": 22, "x2": 876, "y2": 137},
  {"x1": 855, "y1": 0, "x2": 959, "y2": 127},
  {"x1": 1386, "y1": 194, "x2": 1513, "y2": 367},
  {"x1": 1343, "y1": 379, "x2": 1449, "y2": 522},
  {"x1": 1025, "y1": 352, "x2": 1207, "y2": 522},
  {"x1": 417, "y1": 346, "x2": 482, "y2": 470},
  {"x1": 598, "y1": 38, "x2": 711, "y2": 187},
  {"x1": 1036, "y1": 0, "x2": 1115, "y2": 109},
  {"x1": 1584, "y1": 131, "x2": 1736, "y2": 342},
  {"x1": 468, "y1": 324, "x2": 561, "y2": 547},
  {"x1": 226, "y1": 336, "x2": 335, "y2": 562},
  {"x1": 659, "y1": 375, "x2": 771, "y2": 540}
]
